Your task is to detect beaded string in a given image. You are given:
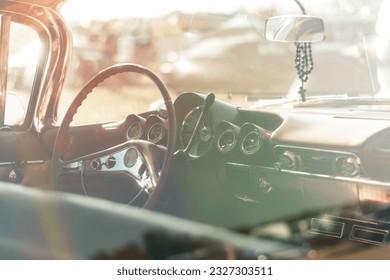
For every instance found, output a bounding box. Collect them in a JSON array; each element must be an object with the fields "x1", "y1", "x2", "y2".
[{"x1": 295, "y1": 42, "x2": 313, "y2": 101}]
